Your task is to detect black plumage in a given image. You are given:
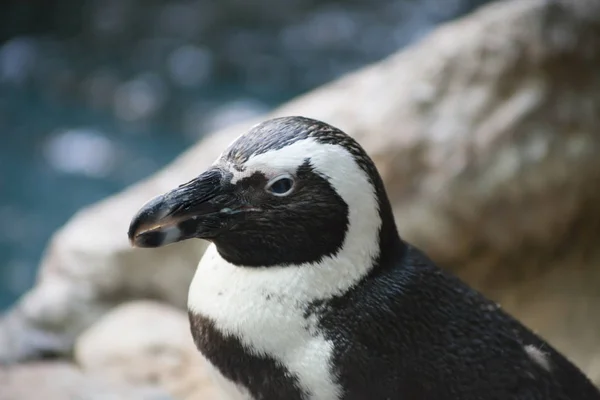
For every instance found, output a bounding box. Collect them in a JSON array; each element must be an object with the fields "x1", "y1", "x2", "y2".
[
  {"x1": 129, "y1": 116, "x2": 600, "y2": 400},
  {"x1": 310, "y1": 243, "x2": 600, "y2": 399}
]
